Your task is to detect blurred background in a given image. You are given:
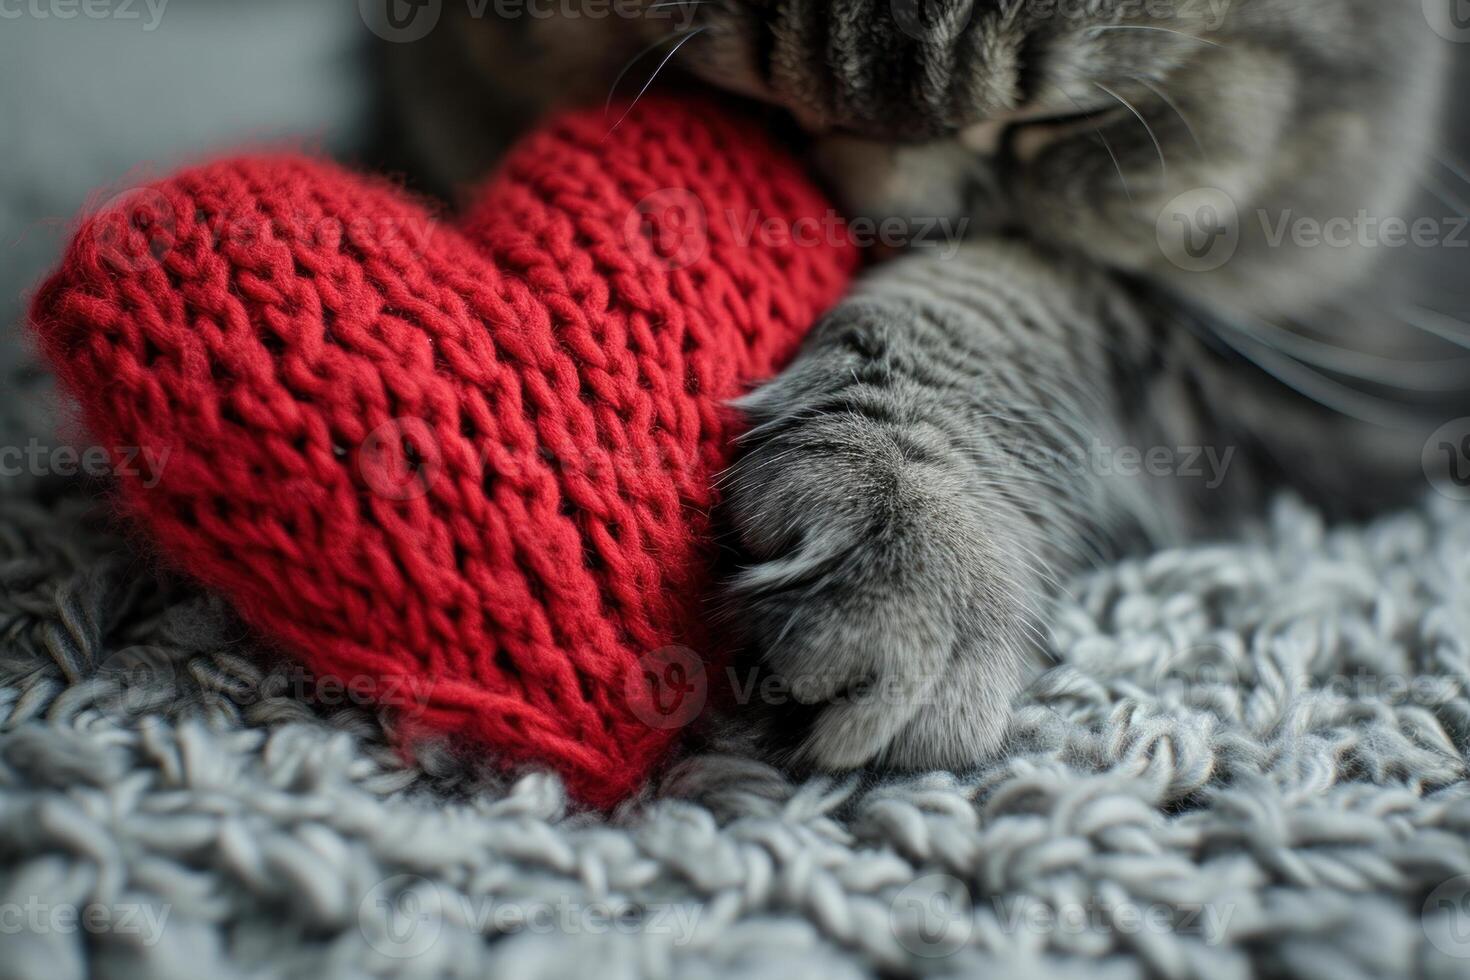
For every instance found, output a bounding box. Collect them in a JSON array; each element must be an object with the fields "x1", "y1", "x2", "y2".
[
  {"x1": 0, "y1": 0, "x2": 377, "y2": 460},
  {"x1": 3, "y1": 0, "x2": 1469, "y2": 461}
]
